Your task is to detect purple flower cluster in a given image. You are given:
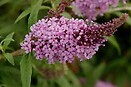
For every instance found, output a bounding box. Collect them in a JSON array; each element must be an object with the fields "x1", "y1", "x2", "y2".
[
  {"x1": 21, "y1": 14, "x2": 128, "y2": 64},
  {"x1": 72, "y1": 0, "x2": 126, "y2": 20}
]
